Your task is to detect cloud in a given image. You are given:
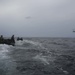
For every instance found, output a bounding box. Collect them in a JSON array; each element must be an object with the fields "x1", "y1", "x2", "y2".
[{"x1": 0, "y1": 0, "x2": 75, "y2": 37}]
